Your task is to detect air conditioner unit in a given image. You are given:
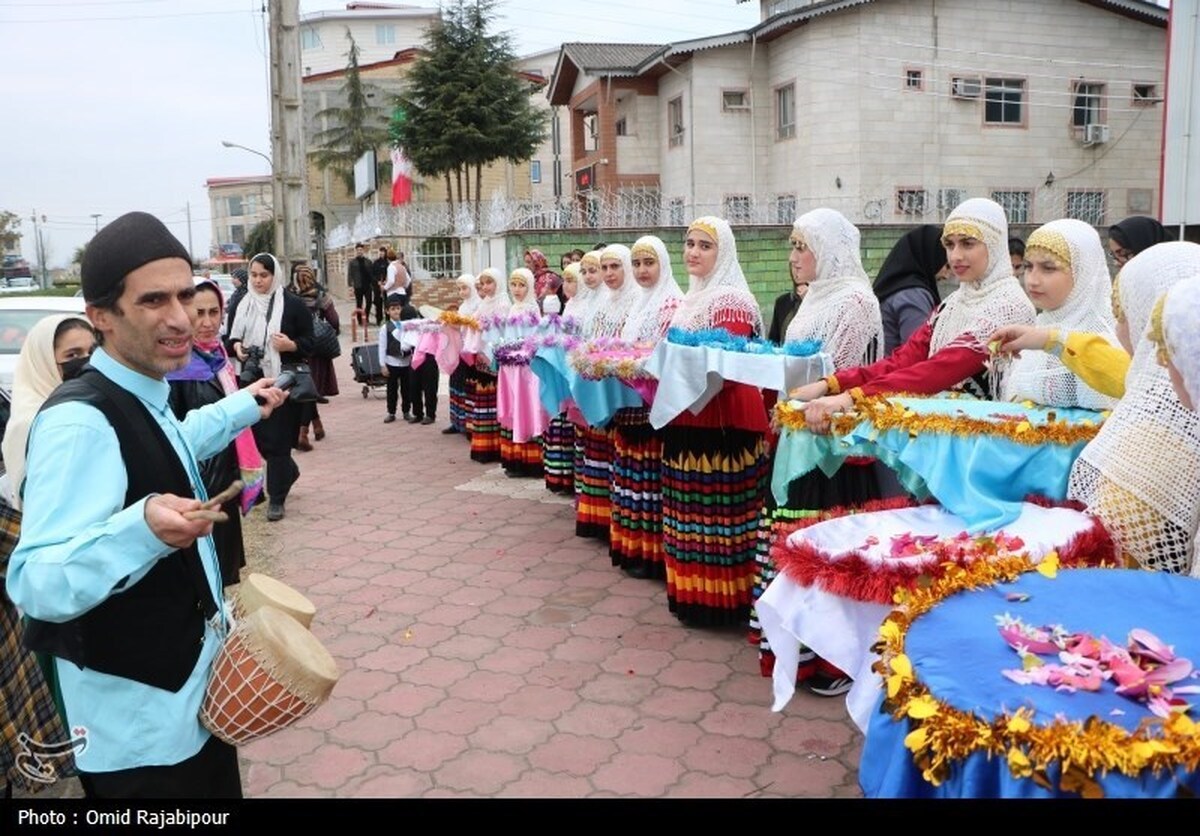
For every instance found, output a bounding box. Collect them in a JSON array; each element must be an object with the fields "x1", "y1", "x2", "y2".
[
  {"x1": 951, "y1": 77, "x2": 981, "y2": 99},
  {"x1": 1083, "y1": 123, "x2": 1111, "y2": 145}
]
